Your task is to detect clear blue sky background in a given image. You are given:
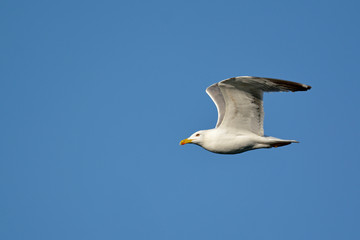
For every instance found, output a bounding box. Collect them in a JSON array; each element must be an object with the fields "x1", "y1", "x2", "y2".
[{"x1": 1, "y1": 0, "x2": 359, "y2": 239}]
